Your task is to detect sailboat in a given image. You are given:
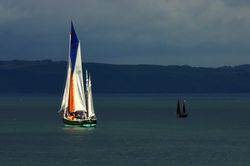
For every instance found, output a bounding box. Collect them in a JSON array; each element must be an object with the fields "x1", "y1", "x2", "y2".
[
  {"x1": 176, "y1": 99, "x2": 188, "y2": 118},
  {"x1": 59, "y1": 22, "x2": 97, "y2": 127}
]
